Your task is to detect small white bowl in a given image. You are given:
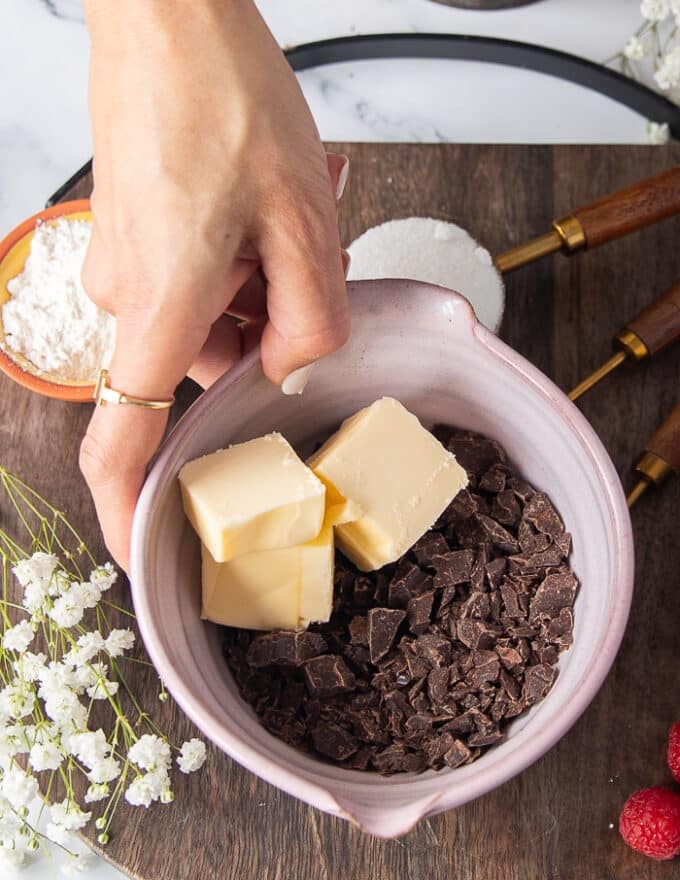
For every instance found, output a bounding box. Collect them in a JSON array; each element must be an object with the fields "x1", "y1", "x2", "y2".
[{"x1": 130, "y1": 279, "x2": 633, "y2": 838}]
